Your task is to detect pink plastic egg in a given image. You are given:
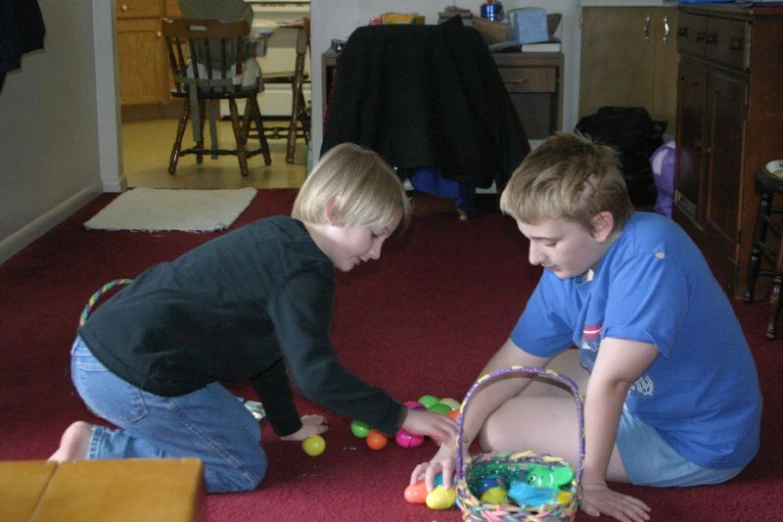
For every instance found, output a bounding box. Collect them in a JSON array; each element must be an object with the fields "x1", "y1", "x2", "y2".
[{"x1": 395, "y1": 428, "x2": 425, "y2": 448}]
